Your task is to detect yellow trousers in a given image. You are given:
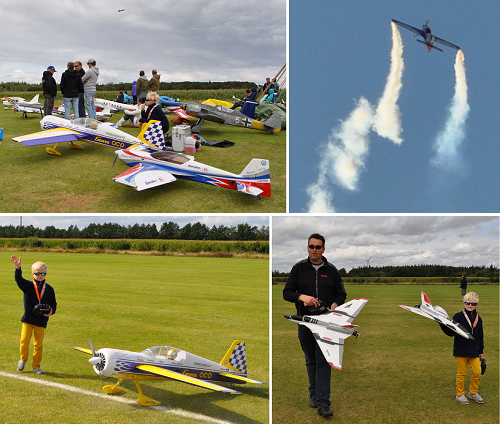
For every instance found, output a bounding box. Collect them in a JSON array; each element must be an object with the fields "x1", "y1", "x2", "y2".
[
  {"x1": 455, "y1": 356, "x2": 481, "y2": 396},
  {"x1": 20, "y1": 322, "x2": 45, "y2": 369}
]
